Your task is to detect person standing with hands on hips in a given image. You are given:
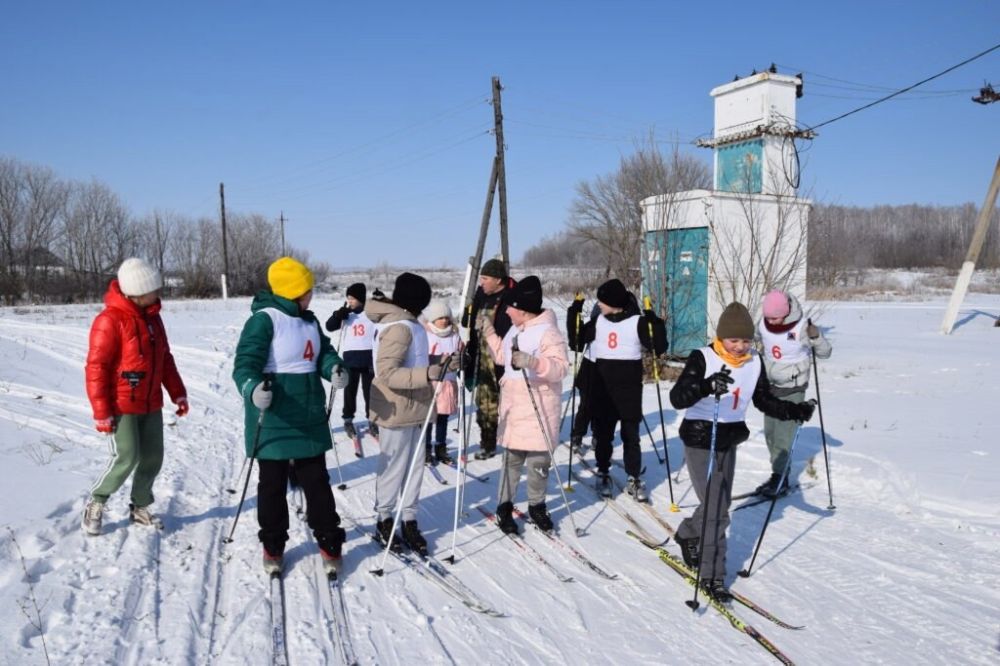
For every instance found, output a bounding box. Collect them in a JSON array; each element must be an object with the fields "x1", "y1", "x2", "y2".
[
  {"x1": 233, "y1": 257, "x2": 350, "y2": 575},
  {"x1": 669, "y1": 302, "x2": 816, "y2": 601},
  {"x1": 82, "y1": 258, "x2": 188, "y2": 536},
  {"x1": 754, "y1": 289, "x2": 832, "y2": 497}
]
